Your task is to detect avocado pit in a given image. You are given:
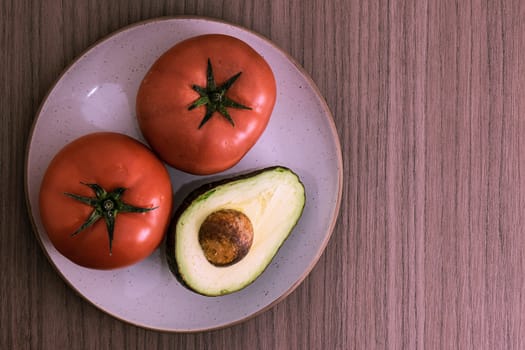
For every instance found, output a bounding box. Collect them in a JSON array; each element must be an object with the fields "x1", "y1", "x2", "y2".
[{"x1": 198, "y1": 209, "x2": 254, "y2": 266}]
